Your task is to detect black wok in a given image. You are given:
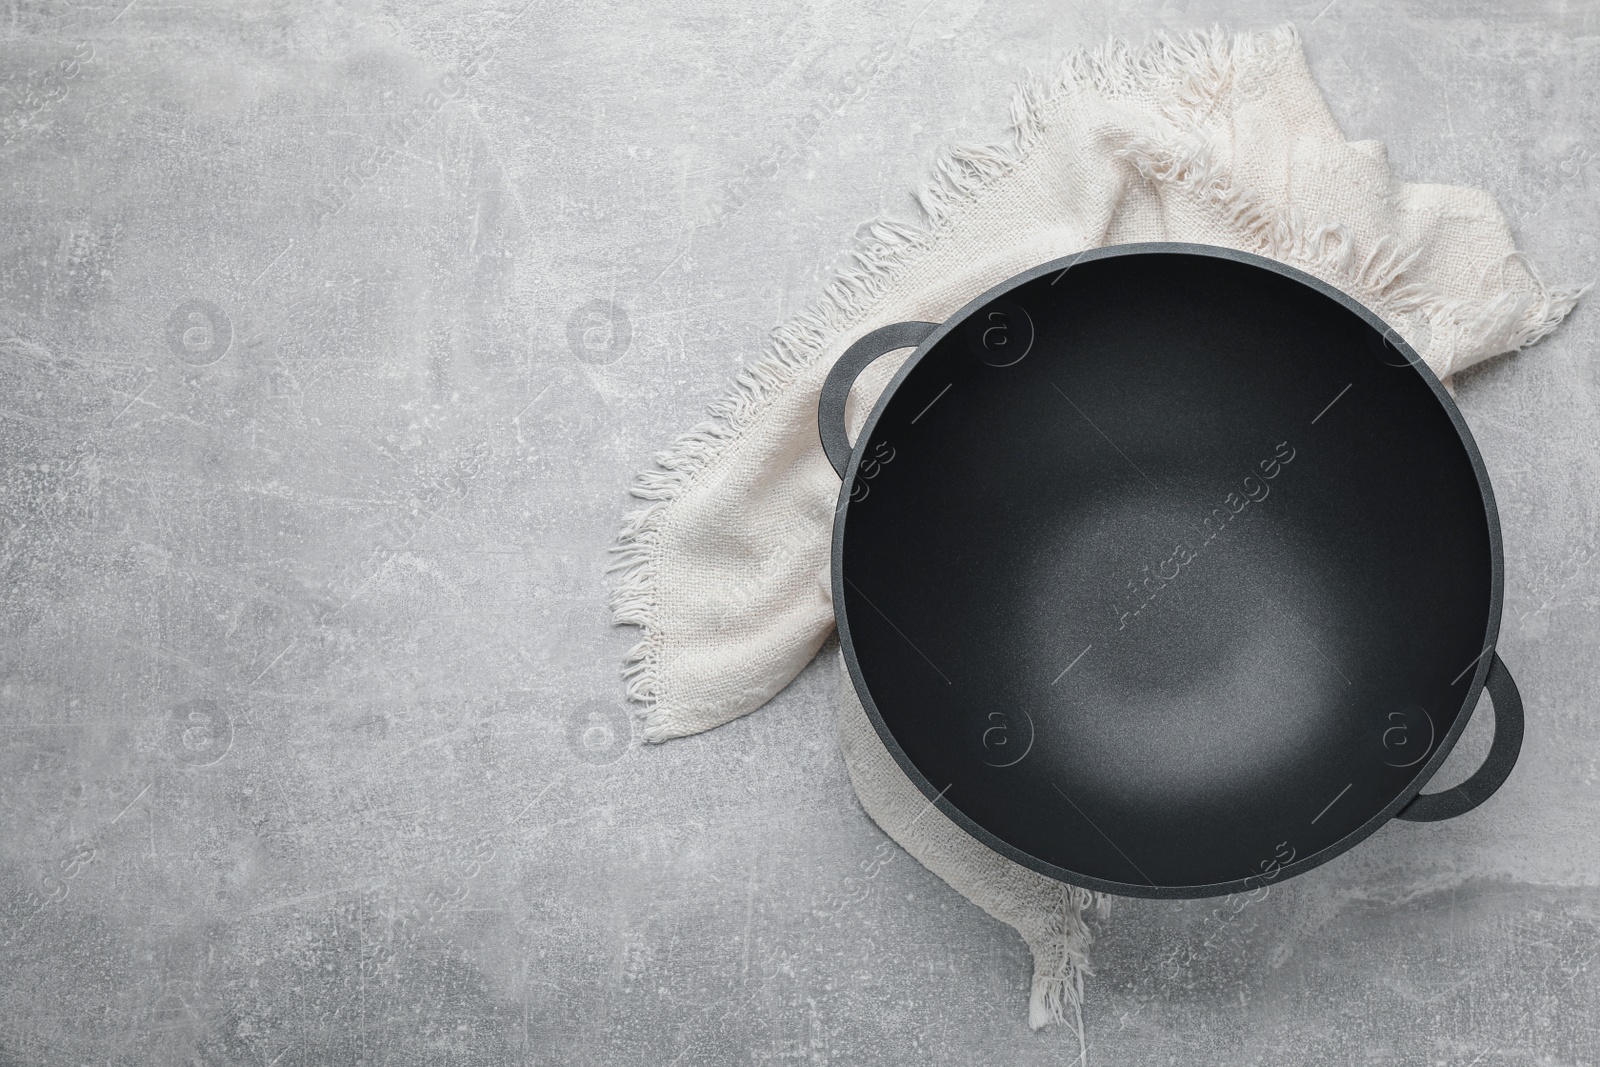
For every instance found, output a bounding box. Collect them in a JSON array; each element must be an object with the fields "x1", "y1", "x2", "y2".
[{"x1": 819, "y1": 243, "x2": 1523, "y2": 899}]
